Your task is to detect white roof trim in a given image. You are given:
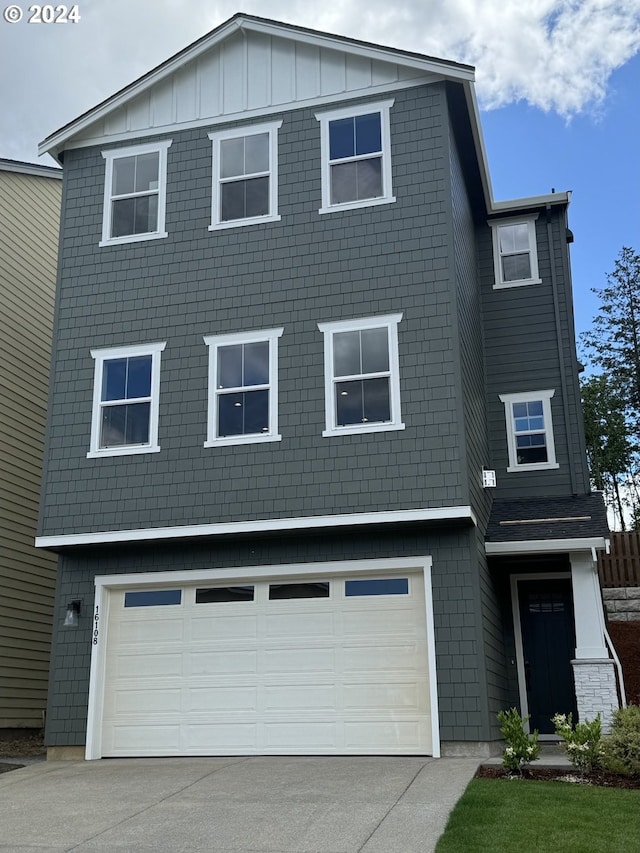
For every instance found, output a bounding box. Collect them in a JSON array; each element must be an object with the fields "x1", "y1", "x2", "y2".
[
  {"x1": 38, "y1": 13, "x2": 474, "y2": 162},
  {"x1": 35, "y1": 505, "x2": 476, "y2": 549},
  {"x1": 485, "y1": 537, "x2": 608, "y2": 555},
  {"x1": 490, "y1": 191, "x2": 571, "y2": 213},
  {"x1": 0, "y1": 158, "x2": 62, "y2": 179}
]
